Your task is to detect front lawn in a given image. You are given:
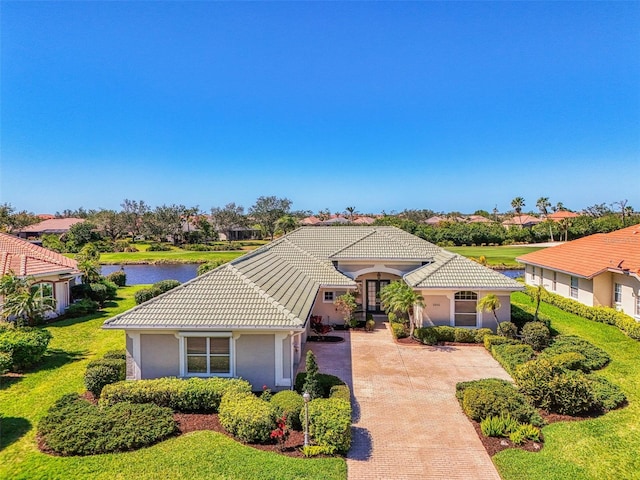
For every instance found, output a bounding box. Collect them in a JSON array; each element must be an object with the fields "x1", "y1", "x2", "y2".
[
  {"x1": 445, "y1": 245, "x2": 545, "y2": 267},
  {"x1": 0, "y1": 286, "x2": 346, "y2": 480},
  {"x1": 494, "y1": 292, "x2": 640, "y2": 480}
]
